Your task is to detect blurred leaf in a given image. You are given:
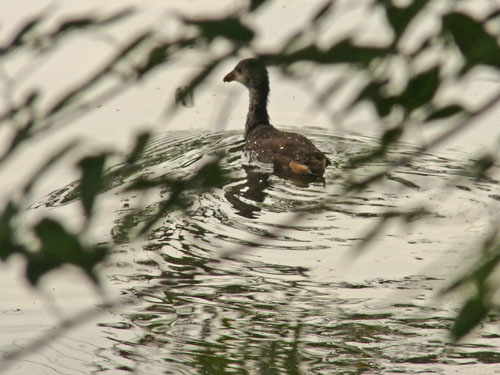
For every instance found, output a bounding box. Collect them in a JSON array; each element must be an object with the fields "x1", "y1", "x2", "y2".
[
  {"x1": 0, "y1": 118, "x2": 36, "y2": 165},
  {"x1": 485, "y1": 8, "x2": 500, "y2": 22},
  {"x1": 0, "y1": 202, "x2": 25, "y2": 261},
  {"x1": 470, "y1": 154, "x2": 495, "y2": 180},
  {"x1": 34, "y1": 219, "x2": 83, "y2": 261},
  {"x1": 0, "y1": 14, "x2": 45, "y2": 55},
  {"x1": 125, "y1": 132, "x2": 151, "y2": 164},
  {"x1": 50, "y1": 8, "x2": 133, "y2": 39},
  {"x1": 441, "y1": 239, "x2": 500, "y2": 296},
  {"x1": 136, "y1": 44, "x2": 171, "y2": 78},
  {"x1": 97, "y1": 7, "x2": 134, "y2": 24},
  {"x1": 27, "y1": 218, "x2": 108, "y2": 285},
  {"x1": 345, "y1": 170, "x2": 387, "y2": 192},
  {"x1": 471, "y1": 252, "x2": 500, "y2": 287},
  {"x1": 21, "y1": 90, "x2": 40, "y2": 109},
  {"x1": 190, "y1": 159, "x2": 226, "y2": 189},
  {"x1": 381, "y1": 126, "x2": 403, "y2": 146},
  {"x1": 55, "y1": 17, "x2": 95, "y2": 34},
  {"x1": 443, "y1": 12, "x2": 500, "y2": 73},
  {"x1": 0, "y1": 90, "x2": 39, "y2": 154},
  {"x1": 248, "y1": 0, "x2": 269, "y2": 12},
  {"x1": 397, "y1": 66, "x2": 440, "y2": 112},
  {"x1": 79, "y1": 154, "x2": 107, "y2": 218},
  {"x1": 350, "y1": 79, "x2": 395, "y2": 117},
  {"x1": 451, "y1": 295, "x2": 490, "y2": 341},
  {"x1": 279, "y1": 40, "x2": 390, "y2": 67},
  {"x1": 10, "y1": 17, "x2": 43, "y2": 45},
  {"x1": 384, "y1": 0, "x2": 429, "y2": 43},
  {"x1": 350, "y1": 66, "x2": 440, "y2": 117},
  {"x1": 346, "y1": 149, "x2": 384, "y2": 169},
  {"x1": 311, "y1": 0, "x2": 334, "y2": 24},
  {"x1": 113, "y1": 31, "x2": 153, "y2": 62},
  {"x1": 328, "y1": 40, "x2": 390, "y2": 66},
  {"x1": 183, "y1": 16, "x2": 255, "y2": 43},
  {"x1": 425, "y1": 104, "x2": 465, "y2": 122},
  {"x1": 279, "y1": 30, "x2": 307, "y2": 55}
]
